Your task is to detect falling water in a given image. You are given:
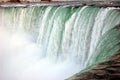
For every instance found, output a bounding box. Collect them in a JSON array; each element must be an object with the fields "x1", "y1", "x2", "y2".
[{"x1": 0, "y1": 6, "x2": 120, "y2": 80}]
